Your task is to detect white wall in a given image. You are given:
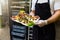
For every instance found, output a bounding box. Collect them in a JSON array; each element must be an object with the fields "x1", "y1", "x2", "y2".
[
  {"x1": 0, "y1": 2, "x2": 2, "y2": 15},
  {"x1": 0, "y1": 0, "x2": 9, "y2": 25}
]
